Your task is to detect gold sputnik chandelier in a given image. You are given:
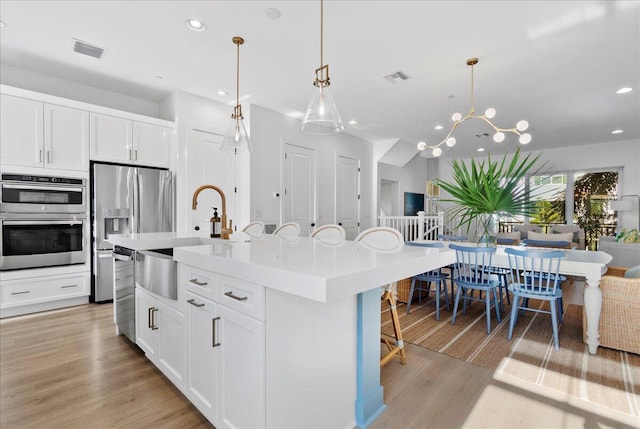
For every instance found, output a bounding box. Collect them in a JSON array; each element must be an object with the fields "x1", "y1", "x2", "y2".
[{"x1": 417, "y1": 57, "x2": 531, "y2": 157}]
